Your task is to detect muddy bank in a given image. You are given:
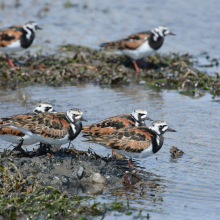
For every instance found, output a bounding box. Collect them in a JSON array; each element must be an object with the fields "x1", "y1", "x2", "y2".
[
  {"x1": 0, "y1": 45, "x2": 219, "y2": 96},
  {"x1": 0, "y1": 146, "x2": 141, "y2": 194},
  {"x1": 0, "y1": 145, "x2": 183, "y2": 218},
  {"x1": 0, "y1": 145, "x2": 183, "y2": 193},
  {"x1": 0, "y1": 148, "x2": 133, "y2": 219}
]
